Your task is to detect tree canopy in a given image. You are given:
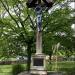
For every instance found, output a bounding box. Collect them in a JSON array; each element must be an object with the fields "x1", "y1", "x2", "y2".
[{"x1": 0, "y1": 0, "x2": 75, "y2": 70}]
